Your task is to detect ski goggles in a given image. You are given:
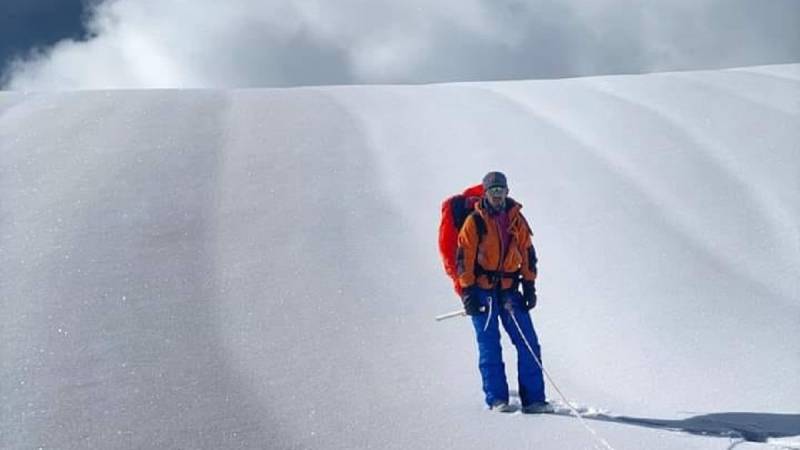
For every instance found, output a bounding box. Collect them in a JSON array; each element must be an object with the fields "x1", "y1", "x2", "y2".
[{"x1": 487, "y1": 186, "x2": 508, "y2": 196}]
